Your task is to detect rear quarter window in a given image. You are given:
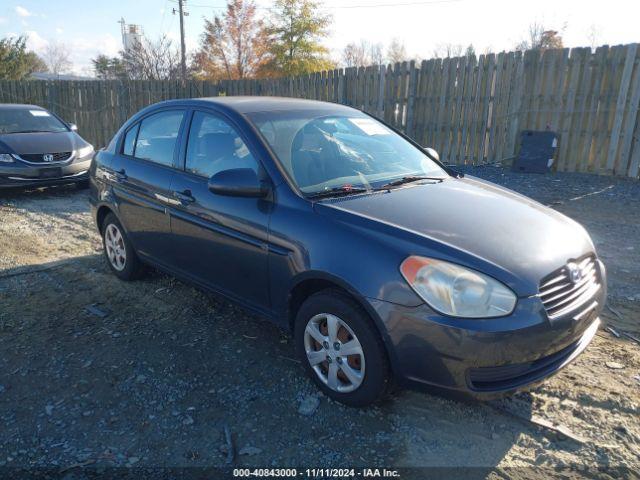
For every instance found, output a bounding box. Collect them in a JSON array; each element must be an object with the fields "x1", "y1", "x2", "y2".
[
  {"x1": 131, "y1": 110, "x2": 185, "y2": 167},
  {"x1": 122, "y1": 124, "x2": 139, "y2": 156}
]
